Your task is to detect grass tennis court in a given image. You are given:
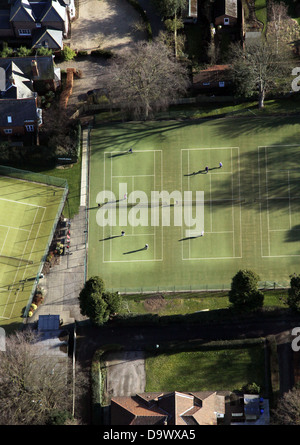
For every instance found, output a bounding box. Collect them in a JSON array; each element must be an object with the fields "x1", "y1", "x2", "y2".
[
  {"x1": 0, "y1": 171, "x2": 67, "y2": 329},
  {"x1": 88, "y1": 116, "x2": 300, "y2": 292}
]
